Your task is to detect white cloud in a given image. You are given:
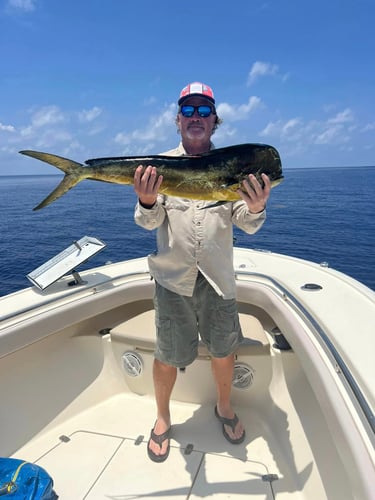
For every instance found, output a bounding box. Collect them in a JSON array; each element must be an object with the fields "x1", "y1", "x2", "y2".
[
  {"x1": 214, "y1": 124, "x2": 238, "y2": 145},
  {"x1": 260, "y1": 108, "x2": 356, "y2": 150},
  {"x1": 282, "y1": 118, "x2": 301, "y2": 134},
  {"x1": 0, "y1": 104, "x2": 107, "y2": 161},
  {"x1": 0, "y1": 122, "x2": 16, "y2": 132},
  {"x1": 34, "y1": 130, "x2": 73, "y2": 149},
  {"x1": 114, "y1": 104, "x2": 176, "y2": 146},
  {"x1": 61, "y1": 141, "x2": 85, "y2": 157},
  {"x1": 78, "y1": 106, "x2": 102, "y2": 123},
  {"x1": 247, "y1": 61, "x2": 290, "y2": 86},
  {"x1": 260, "y1": 118, "x2": 304, "y2": 142},
  {"x1": 248, "y1": 61, "x2": 278, "y2": 85},
  {"x1": 315, "y1": 109, "x2": 353, "y2": 145},
  {"x1": 30, "y1": 105, "x2": 65, "y2": 128},
  {"x1": 217, "y1": 96, "x2": 262, "y2": 121},
  {"x1": 260, "y1": 118, "x2": 303, "y2": 141},
  {"x1": 8, "y1": 0, "x2": 36, "y2": 11},
  {"x1": 327, "y1": 108, "x2": 353, "y2": 124},
  {"x1": 315, "y1": 125, "x2": 343, "y2": 145},
  {"x1": 19, "y1": 105, "x2": 65, "y2": 139}
]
